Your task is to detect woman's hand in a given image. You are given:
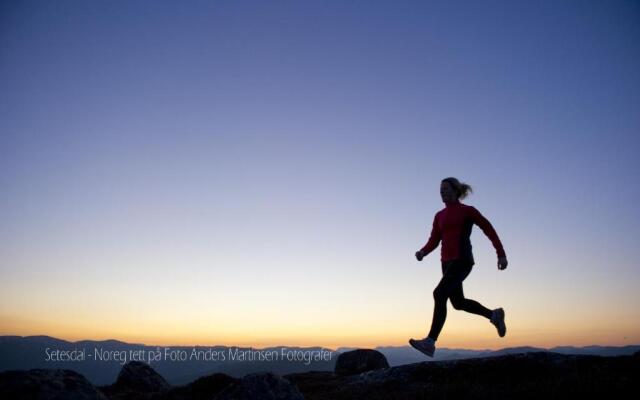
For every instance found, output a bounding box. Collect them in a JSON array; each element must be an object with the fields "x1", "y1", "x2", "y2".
[
  {"x1": 497, "y1": 256, "x2": 508, "y2": 270},
  {"x1": 415, "y1": 250, "x2": 424, "y2": 261}
]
